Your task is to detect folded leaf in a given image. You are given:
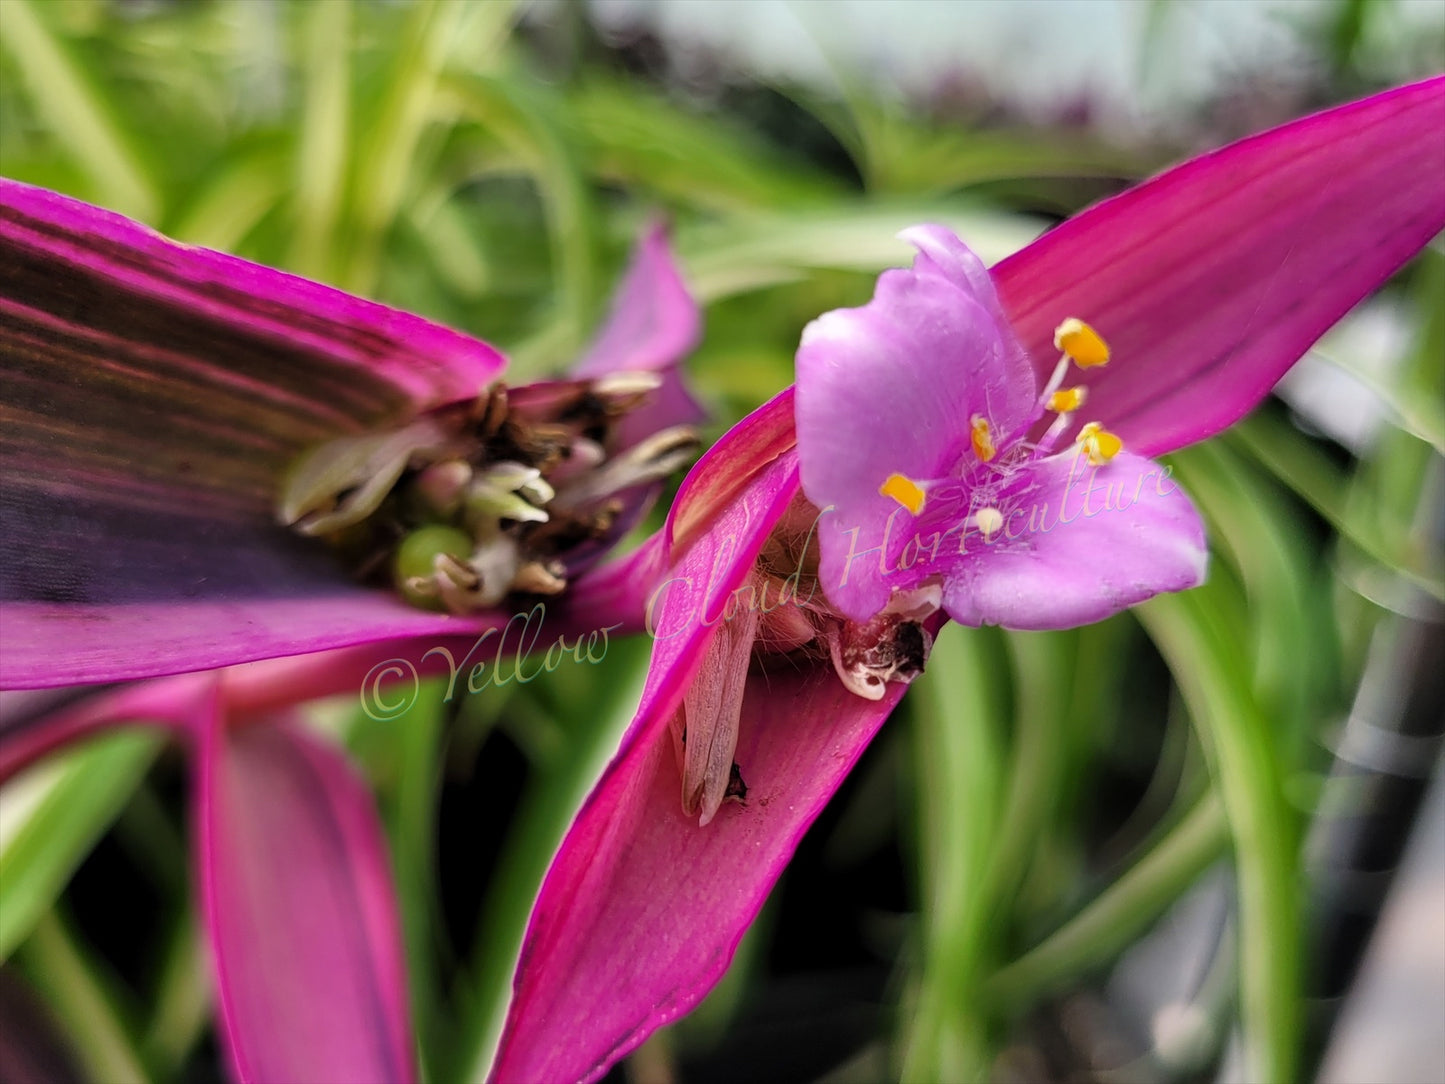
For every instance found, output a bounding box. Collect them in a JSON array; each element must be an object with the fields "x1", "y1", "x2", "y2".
[
  {"x1": 493, "y1": 451, "x2": 909, "y2": 1083},
  {"x1": 0, "y1": 728, "x2": 163, "y2": 961}
]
